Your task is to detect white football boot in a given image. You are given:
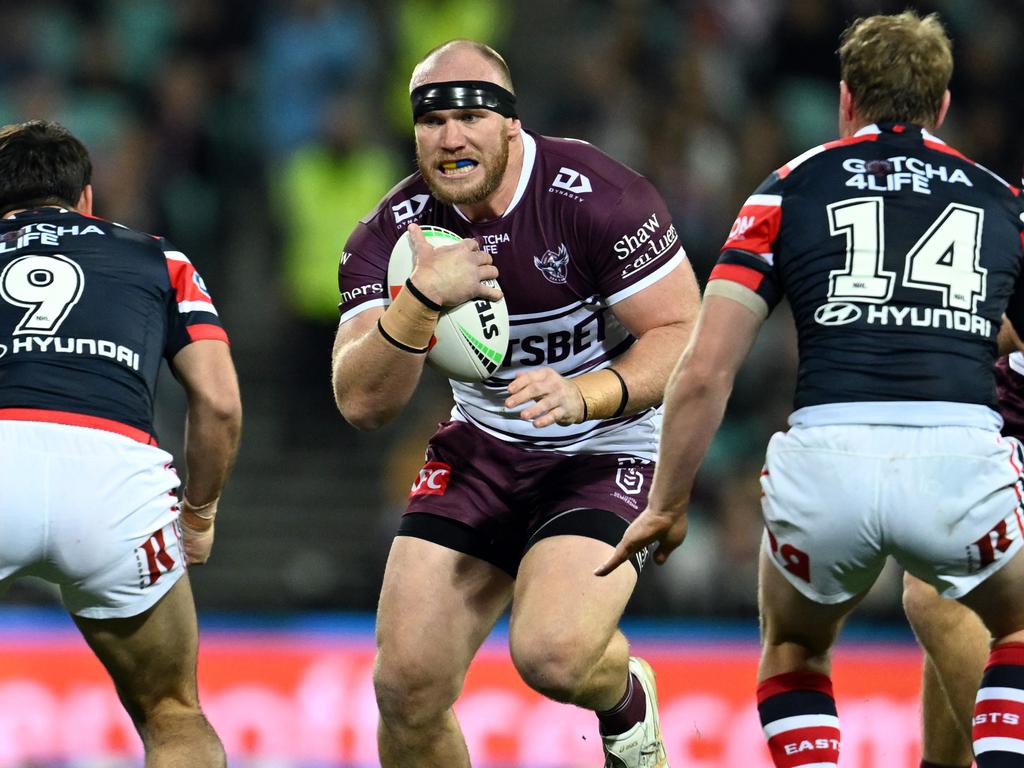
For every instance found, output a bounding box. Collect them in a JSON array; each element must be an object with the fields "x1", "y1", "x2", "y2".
[{"x1": 601, "y1": 657, "x2": 669, "y2": 768}]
